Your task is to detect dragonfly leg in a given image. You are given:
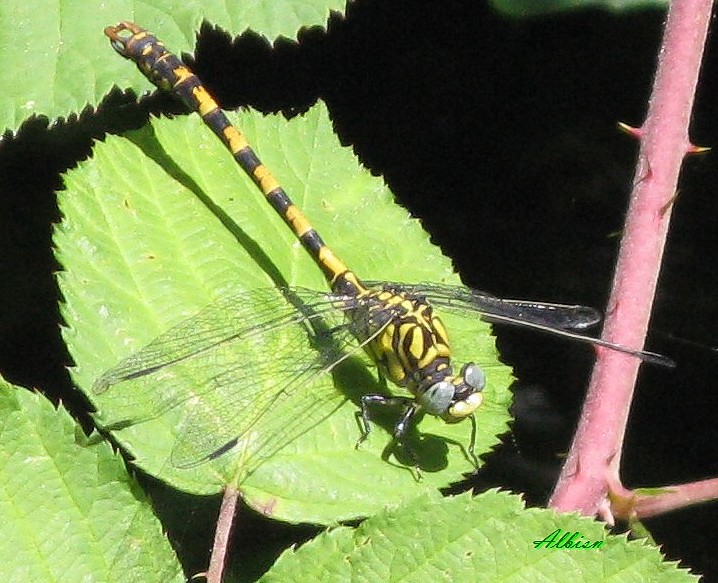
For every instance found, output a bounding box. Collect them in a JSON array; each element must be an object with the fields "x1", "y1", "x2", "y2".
[
  {"x1": 467, "y1": 414, "x2": 479, "y2": 468},
  {"x1": 357, "y1": 394, "x2": 419, "y2": 462}
]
